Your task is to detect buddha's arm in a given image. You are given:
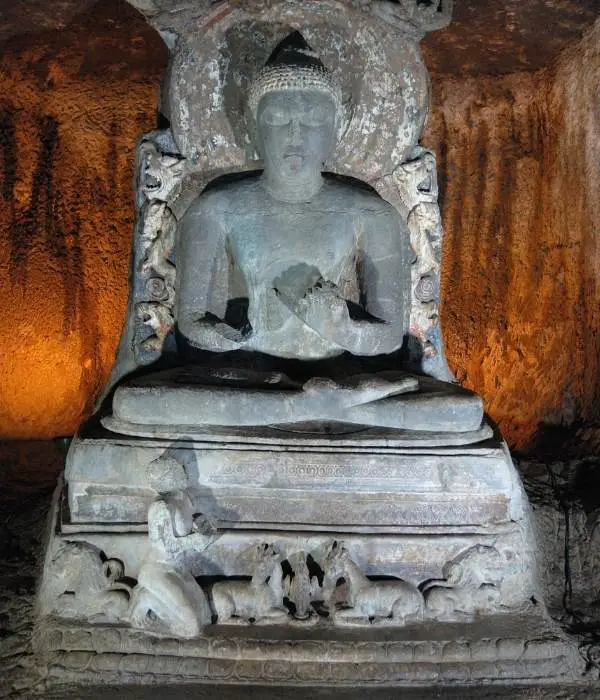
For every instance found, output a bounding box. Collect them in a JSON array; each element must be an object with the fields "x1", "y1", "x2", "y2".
[
  {"x1": 351, "y1": 208, "x2": 411, "y2": 355},
  {"x1": 176, "y1": 201, "x2": 246, "y2": 352}
]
